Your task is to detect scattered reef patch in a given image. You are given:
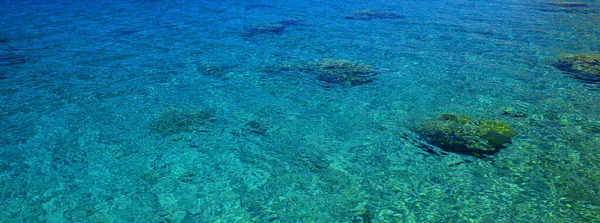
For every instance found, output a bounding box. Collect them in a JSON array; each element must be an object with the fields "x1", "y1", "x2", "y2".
[
  {"x1": 244, "y1": 18, "x2": 303, "y2": 36},
  {"x1": 231, "y1": 119, "x2": 270, "y2": 136},
  {"x1": 541, "y1": 2, "x2": 599, "y2": 13},
  {"x1": 414, "y1": 114, "x2": 517, "y2": 157},
  {"x1": 345, "y1": 10, "x2": 405, "y2": 20},
  {"x1": 500, "y1": 107, "x2": 528, "y2": 118},
  {"x1": 278, "y1": 18, "x2": 303, "y2": 26},
  {"x1": 0, "y1": 52, "x2": 27, "y2": 66},
  {"x1": 114, "y1": 29, "x2": 142, "y2": 37},
  {"x1": 150, "y1": 107, "x2": 216, "y2": 136},
  {"x1": 553, "y1": 54, "x2": 600, "y2": 83},
  {"x1": 245, "y1": 23, "x2": 286, "y2": 36},
  {"x1": 243, "y1": 120, "x2": 269, "y2": 136},
  {"x1": 546, "y1": 2, "x2": 589, "y2": 7},
  {"x1": 244, "y1": 4, "x2": 275, "y2": 10},
  {"x1": 197, "y1": 62, "x2": 233, "y2": 79},
  {"x1": 0, "y1": 37, "x2": 9, "y2": 44},
  {"x1": 309, "y1": 59, "x2": 378, "y2": 87}
]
